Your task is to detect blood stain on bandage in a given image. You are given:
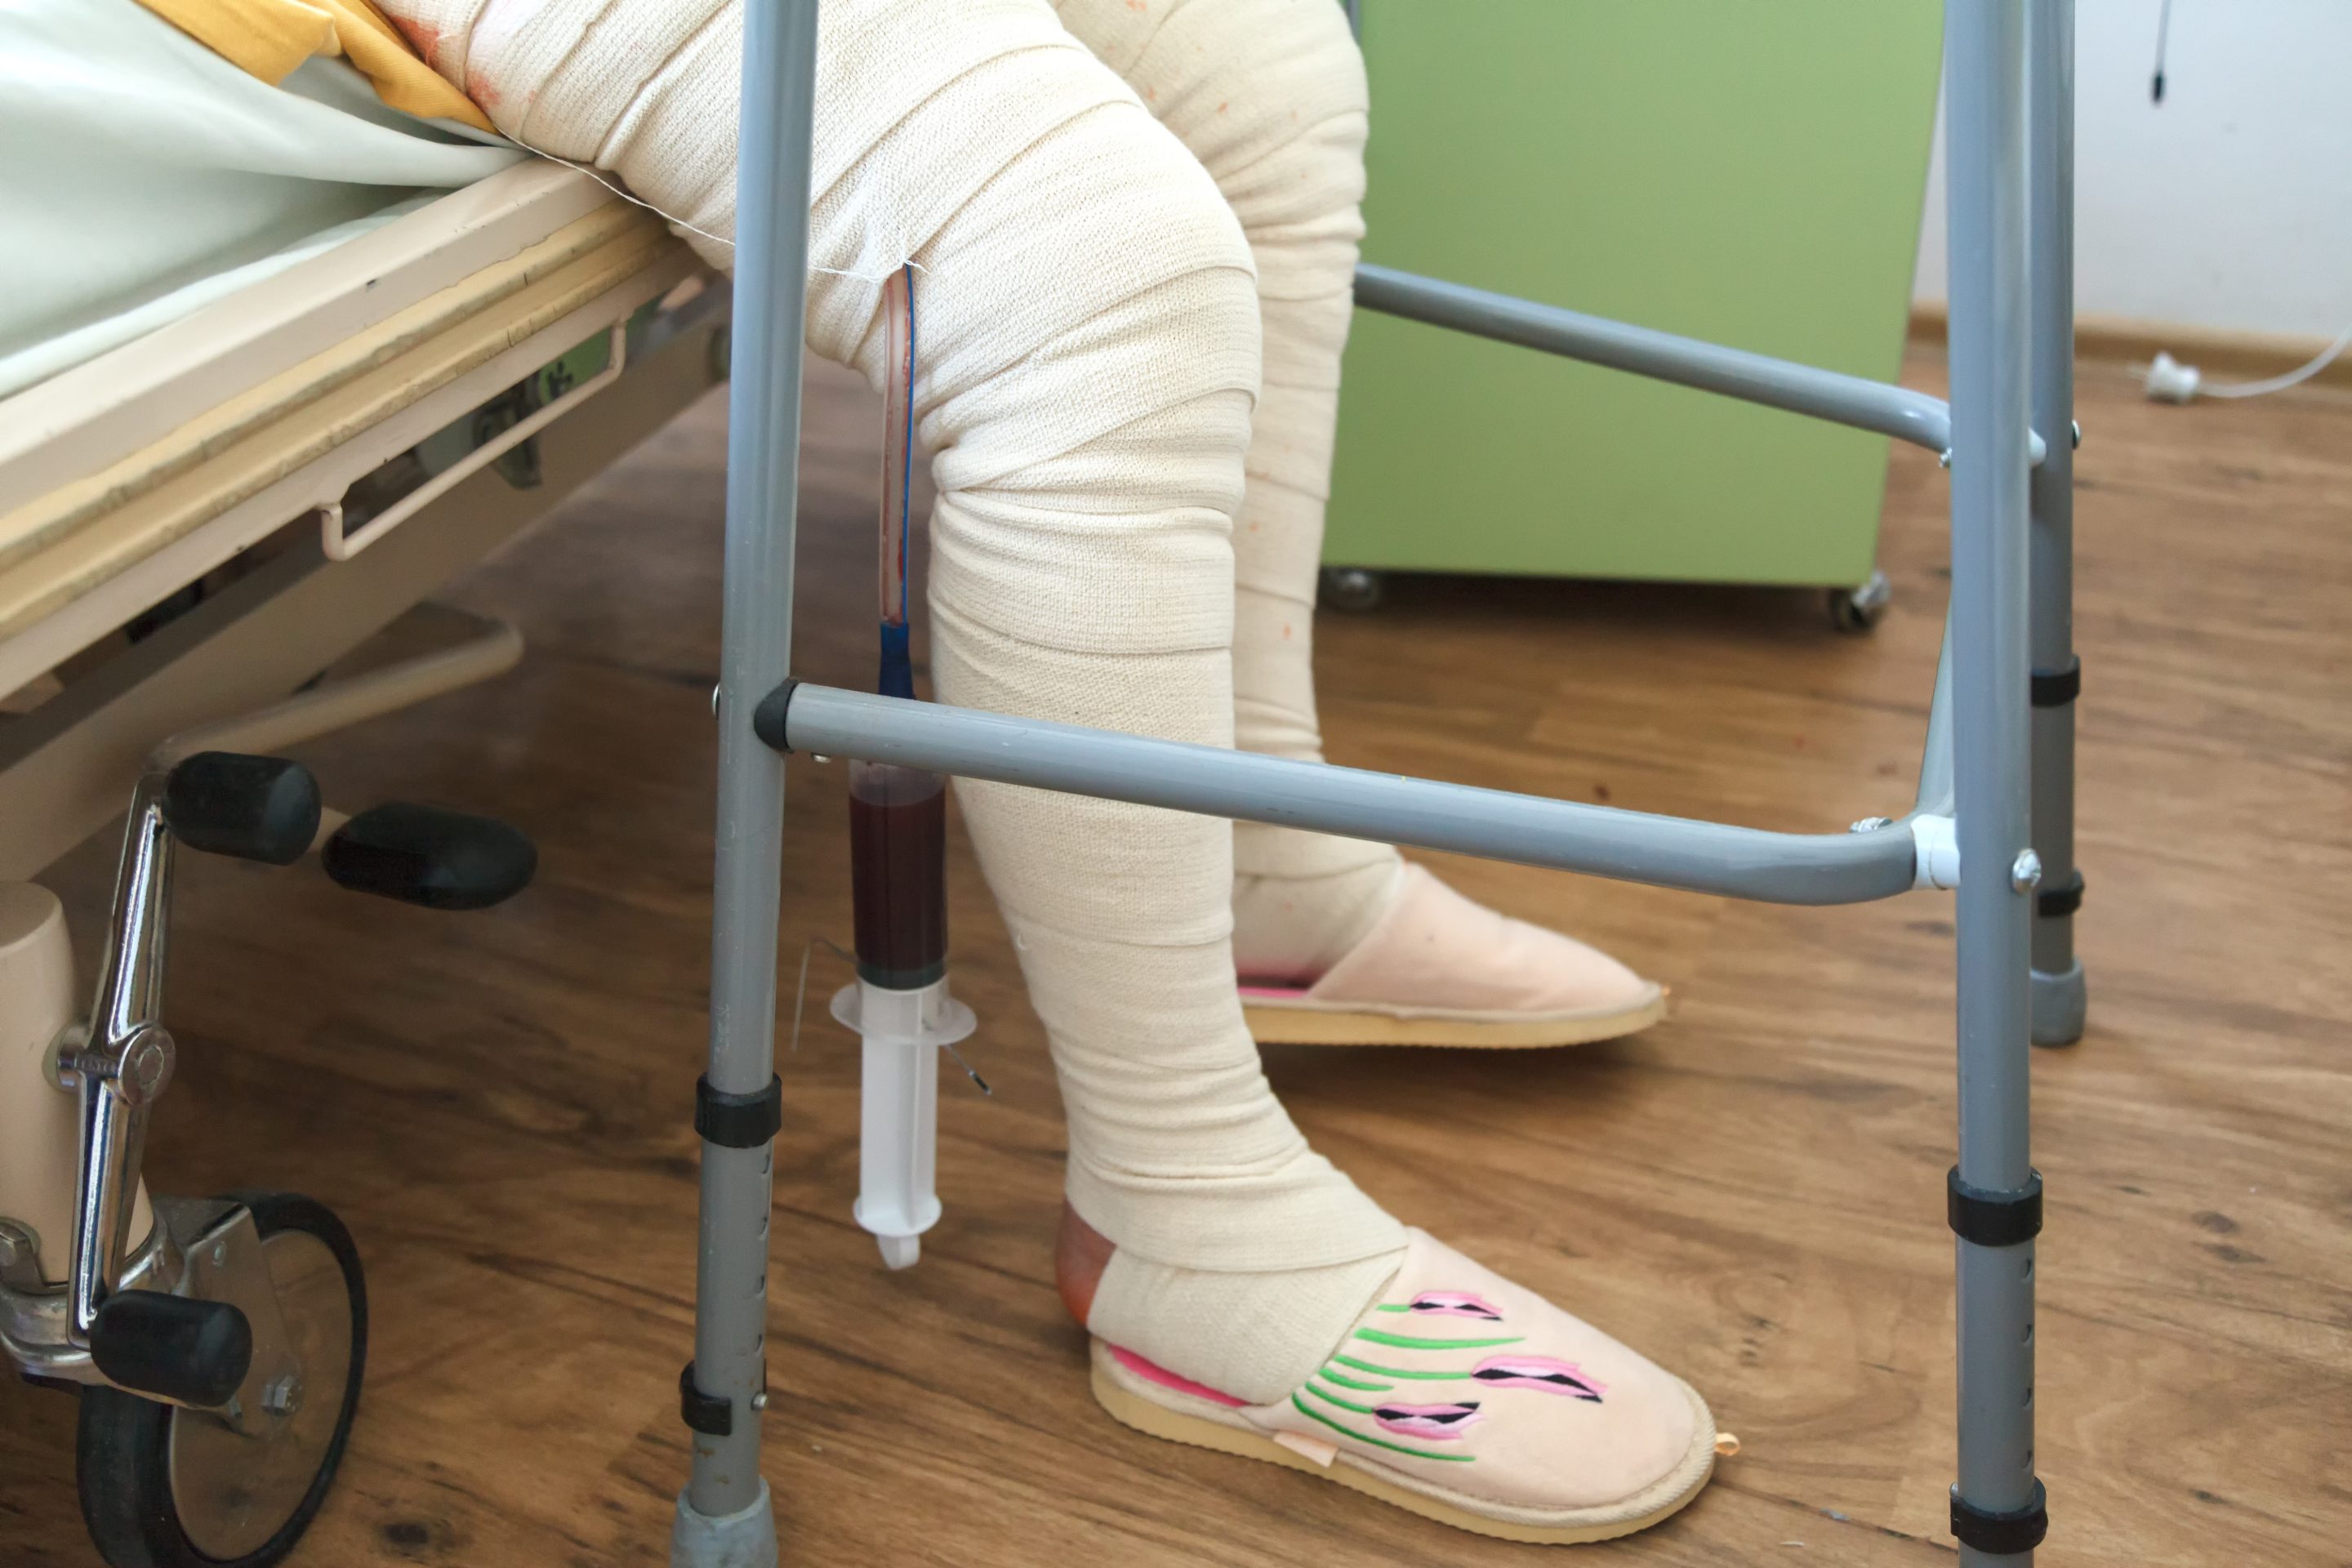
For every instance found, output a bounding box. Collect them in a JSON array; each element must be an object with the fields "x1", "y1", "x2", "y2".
[{"x1": 393, "y1": 17, "x2": 443, "y2": 69}]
